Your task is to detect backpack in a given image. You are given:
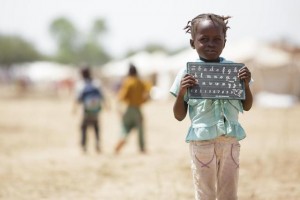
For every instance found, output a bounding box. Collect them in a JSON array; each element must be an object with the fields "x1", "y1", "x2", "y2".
[{"x1": 79, "y1": 84, "x2": 103, "y2": 114}]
